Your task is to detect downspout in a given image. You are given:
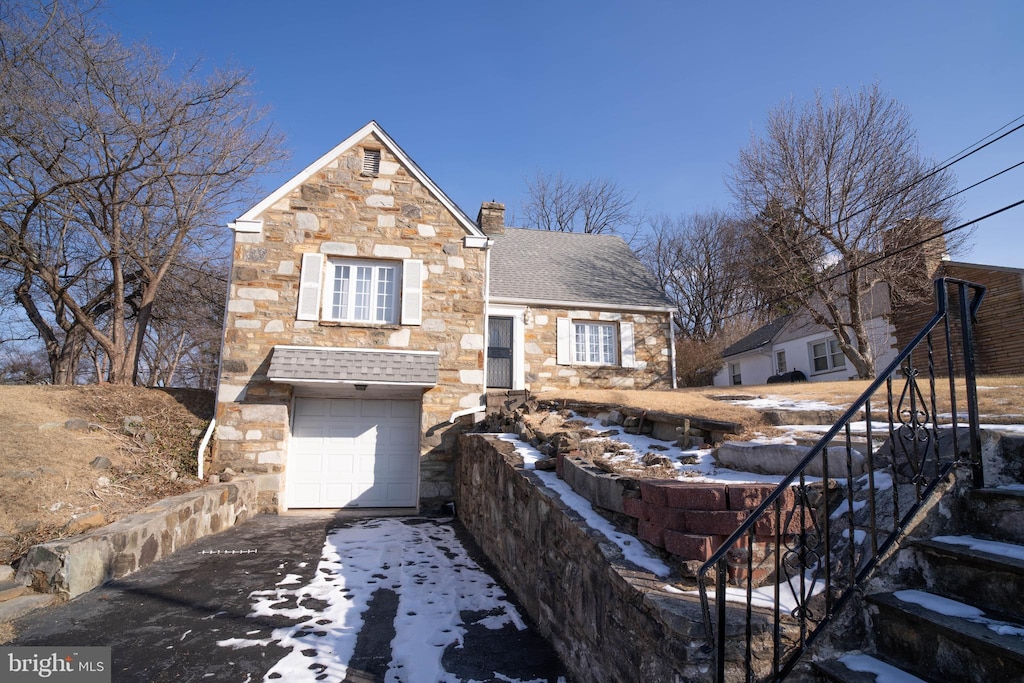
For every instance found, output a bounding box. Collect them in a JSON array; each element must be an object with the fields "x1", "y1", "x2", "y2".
[
  {"x1": 204, "y1": 222, "x2": 240, "y2": 479},
  {"x1": 481, "y1": 239, "x2": 494, "y2": 404},
  {"x1": 196, "y1": 418, "x2": 216, "y2": 480},
  {"x1": 669, "y1": 313, "x2": 678, "y2": 389}
]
